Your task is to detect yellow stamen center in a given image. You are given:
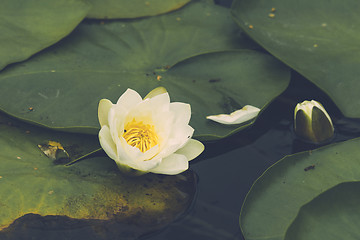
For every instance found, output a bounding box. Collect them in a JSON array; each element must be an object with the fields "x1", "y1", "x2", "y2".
[{"x1": 122, "y1": 119, "x2": 158, "y2": 153}]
